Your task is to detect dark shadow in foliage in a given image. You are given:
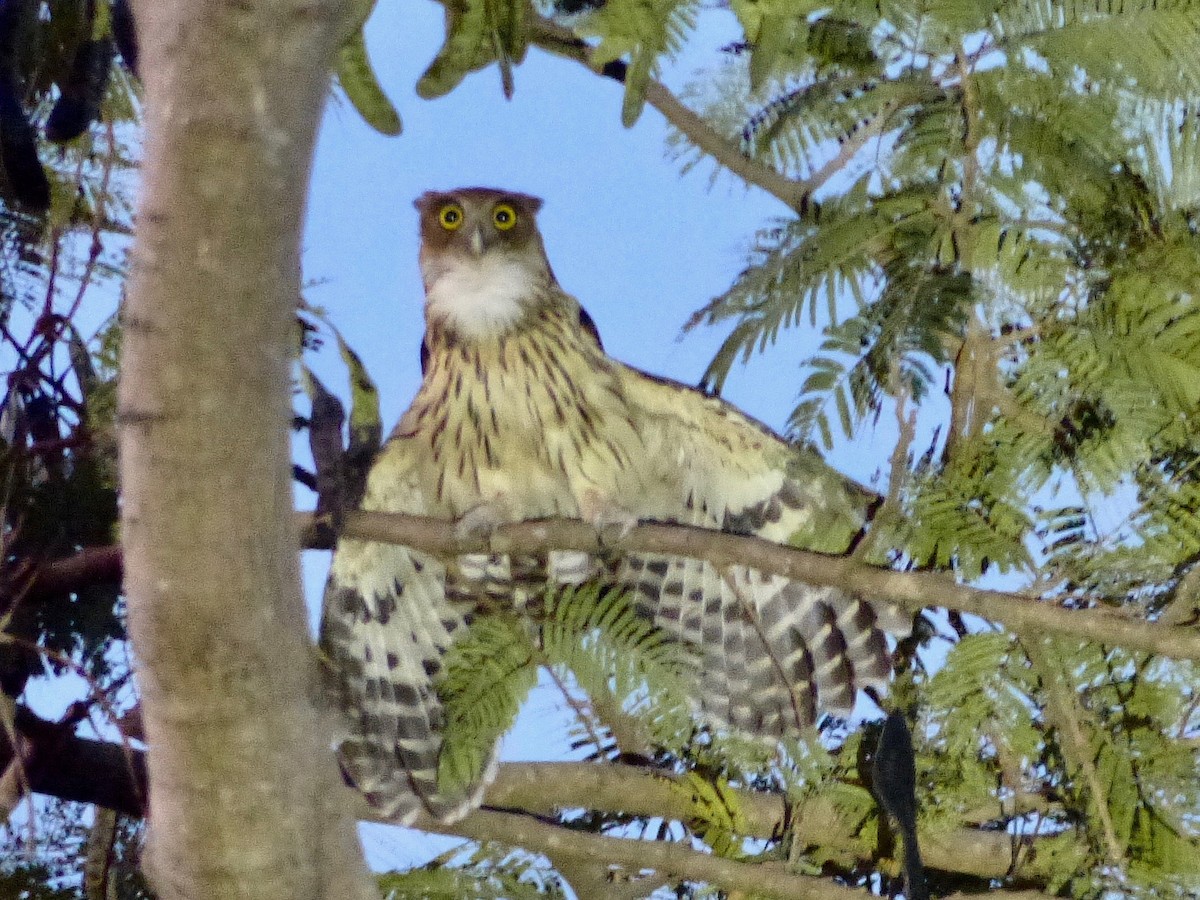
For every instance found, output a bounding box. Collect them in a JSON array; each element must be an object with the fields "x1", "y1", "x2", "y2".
[
  {"x1": 0, "y1": 0, "x2": 142, "y2": 208},
  {"x1": 0, "y1": 0, "x2": 49, "y2": 211},
  {"x1": 297, "y1": 313, "x2": 383, "y2": 544},
  {"x1": 111, "y1": 0, "x2": 138, "y2": 77},
  {"x1": 0, "y1": 319, "x2": 122, "y2": 700},
  {"x1": 45, "y1": 36, "x2": 115, "y2": 143}
]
